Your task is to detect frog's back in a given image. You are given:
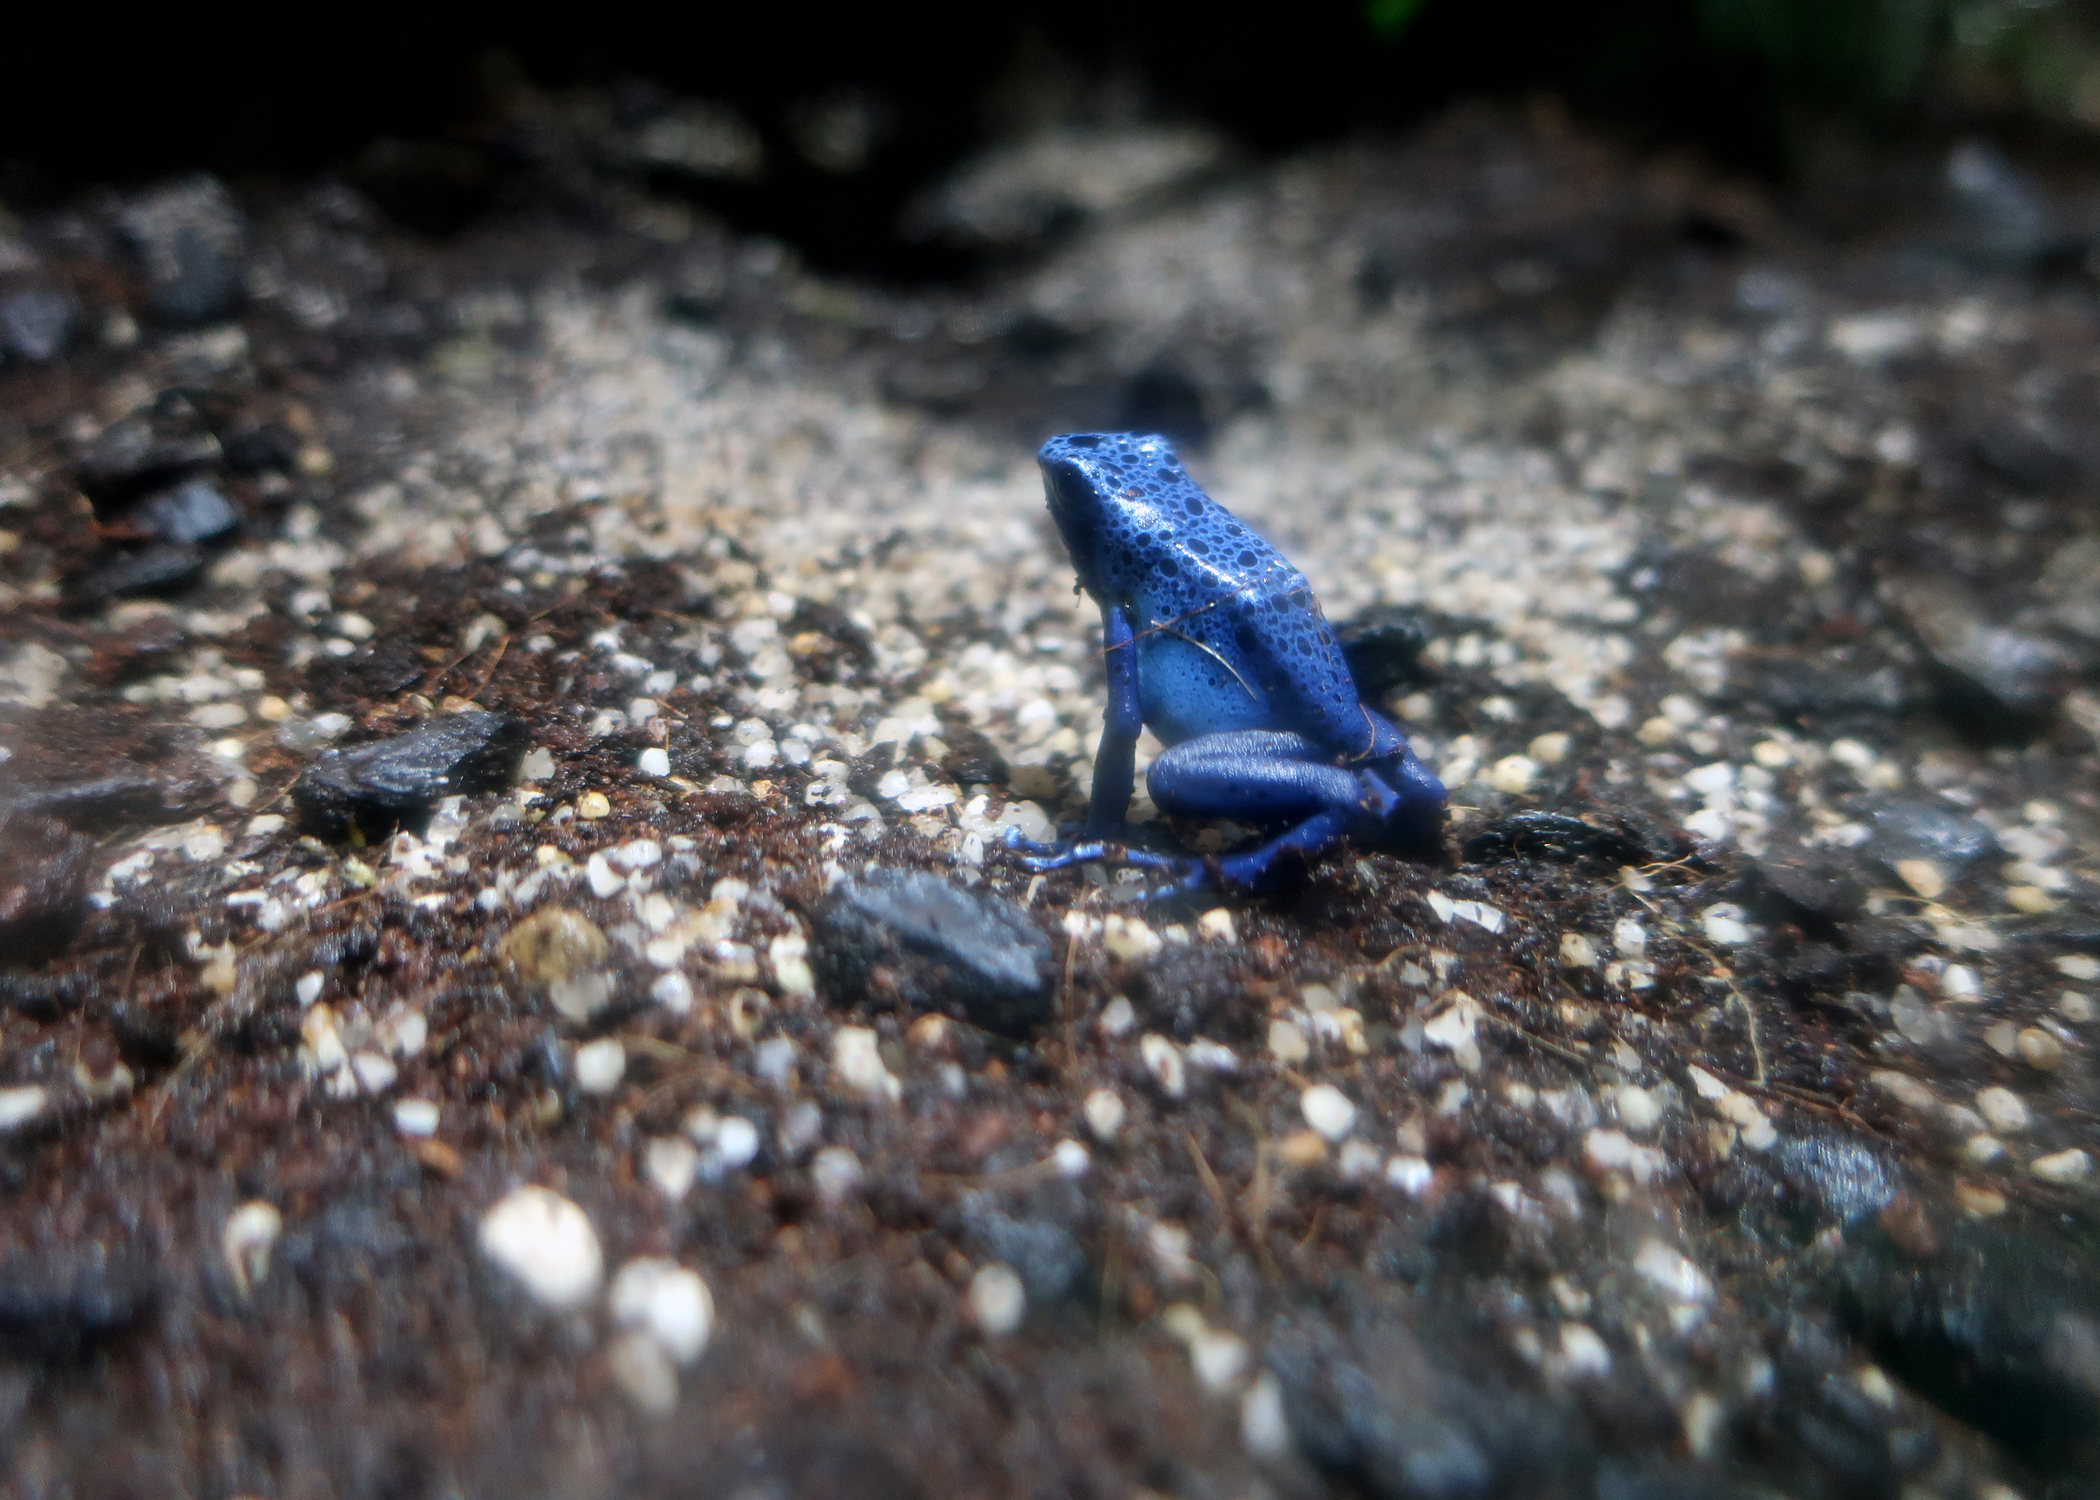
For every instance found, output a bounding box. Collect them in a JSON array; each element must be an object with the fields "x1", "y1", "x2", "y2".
[{"x1": 1038, "y1": 432, "x2": 1371, "y2": 754}]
